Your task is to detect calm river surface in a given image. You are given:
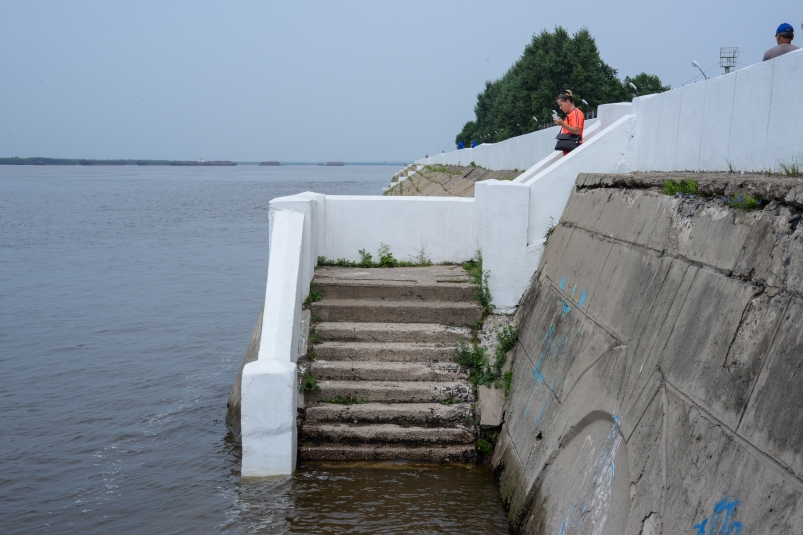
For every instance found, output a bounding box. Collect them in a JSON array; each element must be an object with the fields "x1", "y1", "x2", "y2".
[{"x1": 0, "y1": 165, "x2": 512, "y2": 534}]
